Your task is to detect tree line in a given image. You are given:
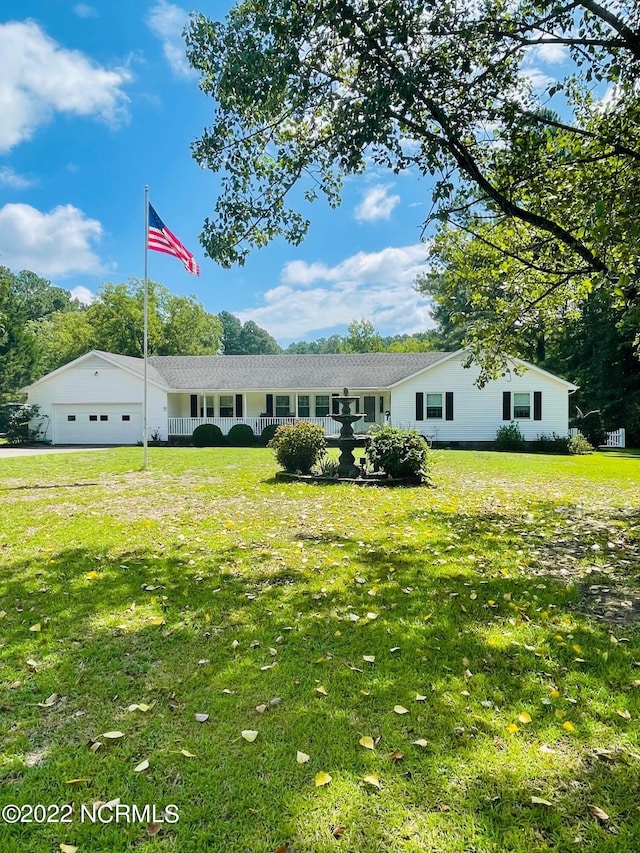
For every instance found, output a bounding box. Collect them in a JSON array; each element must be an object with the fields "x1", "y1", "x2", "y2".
[{"x1": 2, "y1": 265, "x2": 637, "y2": 443}]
